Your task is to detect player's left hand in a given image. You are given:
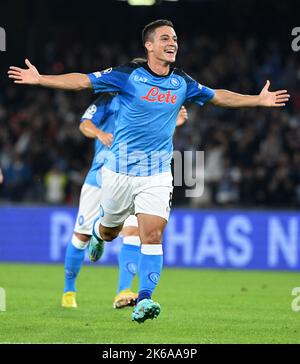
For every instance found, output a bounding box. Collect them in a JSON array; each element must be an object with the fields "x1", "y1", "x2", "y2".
[
  {"x1": 258, "y1": 80, "x2": 290, "y2": 107},
  {"x1": 176, "y1": 105, "x2": 188, "y2": 126}
]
